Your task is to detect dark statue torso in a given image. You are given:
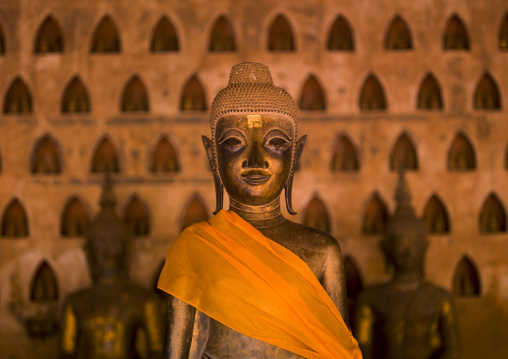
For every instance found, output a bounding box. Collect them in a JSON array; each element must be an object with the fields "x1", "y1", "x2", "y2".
[
  {"x1": 357, "y1": 281, "x2": 455, "y2": 359},
  {"x1": 64, "y1": 282, "x2": 160, "y2": 359},
  {"x1": 201, "y1": 219, "x2": 347, "y2": 359}
]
